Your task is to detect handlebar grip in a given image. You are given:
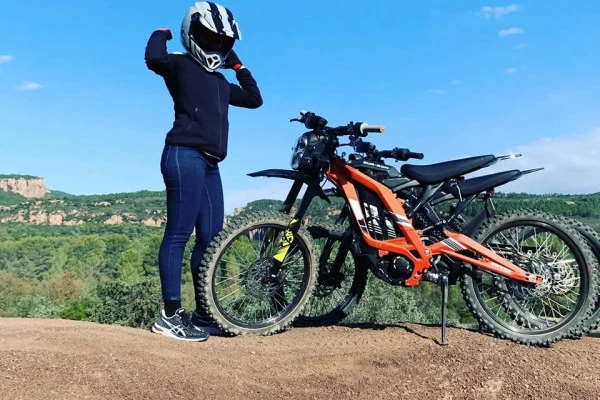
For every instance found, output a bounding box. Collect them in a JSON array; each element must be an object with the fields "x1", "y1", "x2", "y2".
[
  {"x1": 387, "y1": 148, "x2": 424, "y2": 161},
  {"x1": 359, "y1": 122, "x2": 386, "y2": 134}
]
